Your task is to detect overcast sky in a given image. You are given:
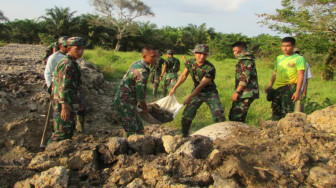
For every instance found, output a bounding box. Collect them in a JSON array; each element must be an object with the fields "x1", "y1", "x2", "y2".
[{"x1": 0, "y1": 0, "x2": 284, "y2": 37}]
